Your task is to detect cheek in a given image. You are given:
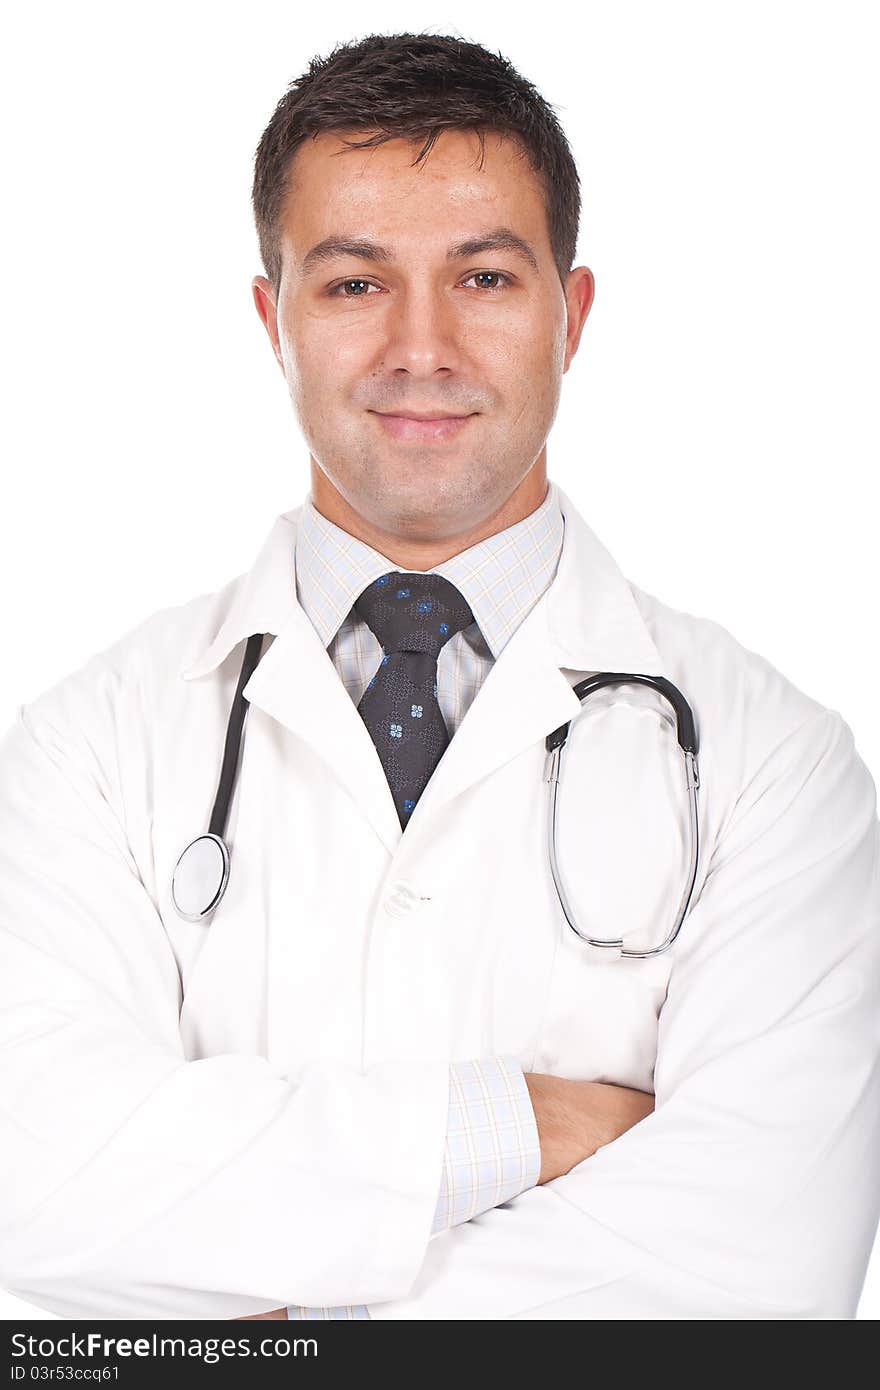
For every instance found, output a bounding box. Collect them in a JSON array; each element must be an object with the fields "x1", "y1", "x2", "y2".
[
  {"x1": 482, "y1": 311, "x2": 557, "y2": 367},
  {"x1": 279, "y1": 322, "x2": 357, "y2": 418},
  {"x1": 291, "y1": 320, "x2": 382, "y2": 391}
]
